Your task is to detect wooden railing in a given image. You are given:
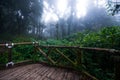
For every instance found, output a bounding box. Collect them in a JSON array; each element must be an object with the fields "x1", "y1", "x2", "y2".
[{"x1": 0, "y1": 42, "x2": 120, "y2": 80}]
